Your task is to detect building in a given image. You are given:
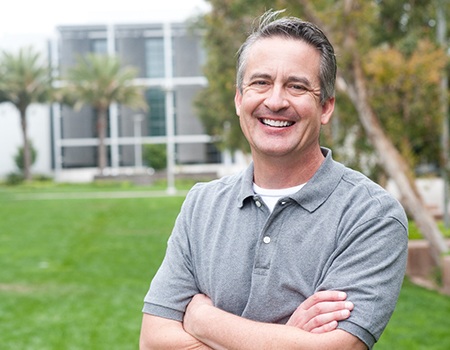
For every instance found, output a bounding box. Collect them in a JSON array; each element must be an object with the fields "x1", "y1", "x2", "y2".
[{"x1": 51, "y1": 21, "x2": 223, "y2": 182}]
